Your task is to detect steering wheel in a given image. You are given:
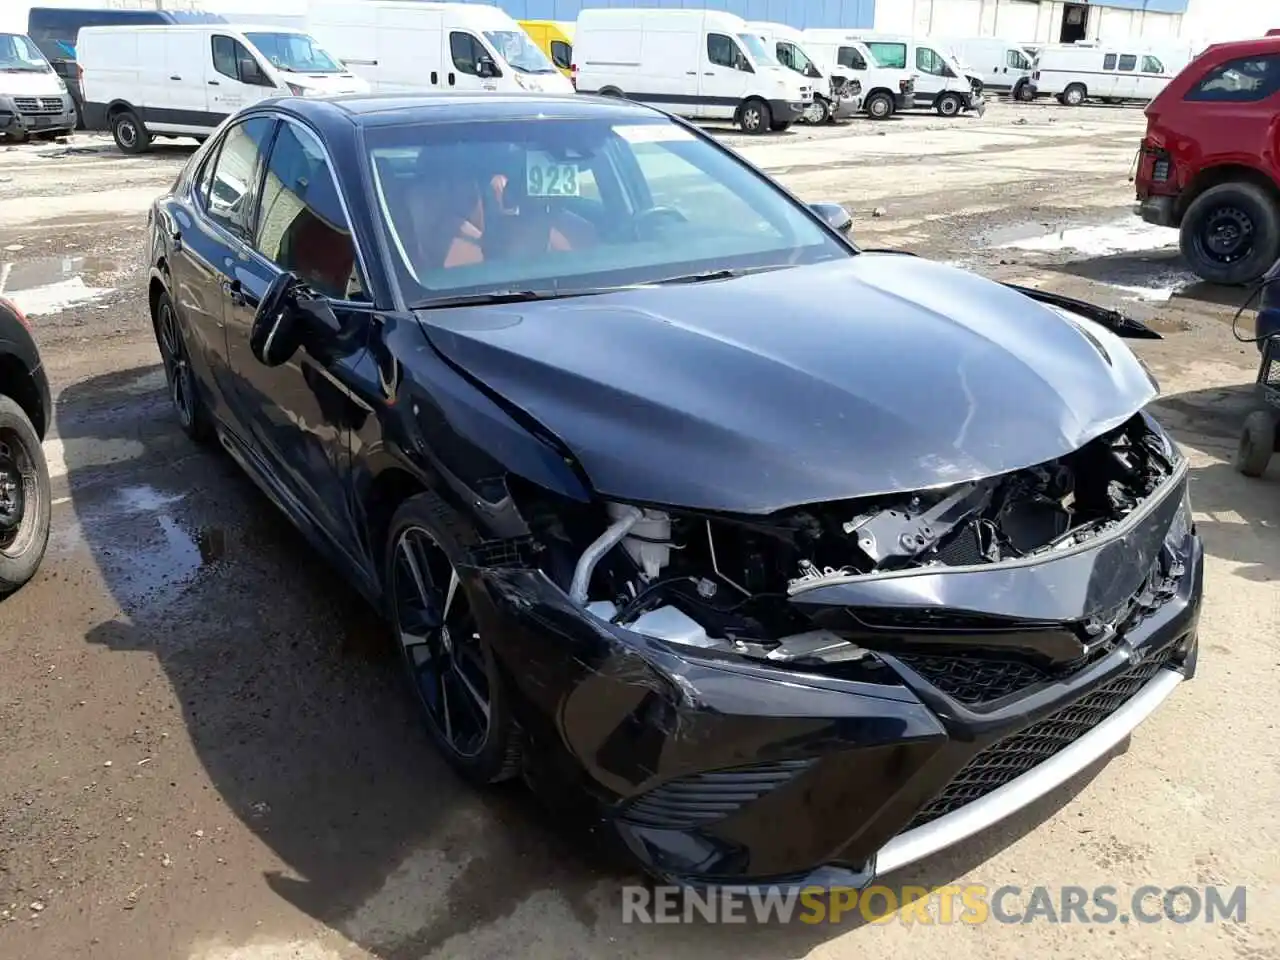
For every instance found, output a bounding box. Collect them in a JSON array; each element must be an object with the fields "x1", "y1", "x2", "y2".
[{"x1": 634, "y1": 205, "x2": 689, "y2": 240}]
